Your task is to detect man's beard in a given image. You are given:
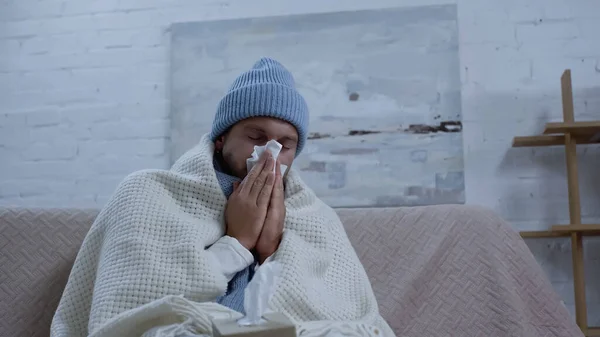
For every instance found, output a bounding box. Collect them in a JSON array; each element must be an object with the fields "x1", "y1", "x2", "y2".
[{"x1": 216, "y1": 150, "x2": 245, "y2": 179}]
